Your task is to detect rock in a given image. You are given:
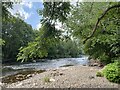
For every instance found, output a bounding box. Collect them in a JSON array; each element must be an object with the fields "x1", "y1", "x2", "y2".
[
  {"x1": 16, "y1": 74, "x2": 24, "y2": 79},
  {"x1": 98, "y1": 64, "x2": 104, "y2": 67},
  {"x1": 60, "y1": 64, "x2": 74, "y2": 67},
  {"x1": 52, "y1": 69, "x2": 57, "y2": 71},
  {"x1": 0, "y1": 83, "x2": 7, "y2": 88},
  {"x1": 16, "y1": 82, "x2": 23, "y2": 86},
  {"x1": 51, "y1": 73, "x2": 57, "y2": 76},
  {"x1": 89, "y1": 76, "x2": 95, "y2": 79},
  {"x1": 27, "y1": 74, "x2": 32, "y2": 78},
  {"x1": 93, "y1": 63, "x2": 99, "y2": 66},
  {"x1": 59, "y1": 73, "x2": 64, "y2": 76},
  {"x1": 50, "y1": 78, "x2": 55, "y2": 82},
  {"x1": 32, "y1": 60, "x2": 36, "y2": 63}
]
